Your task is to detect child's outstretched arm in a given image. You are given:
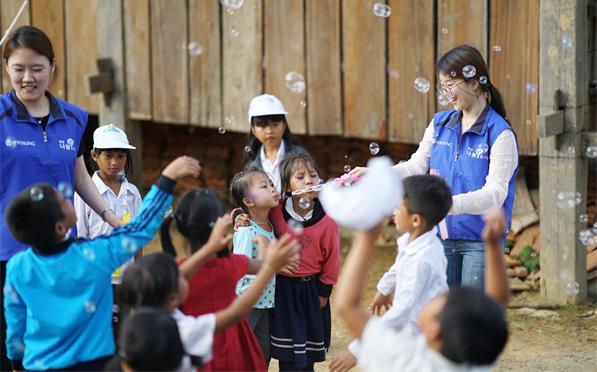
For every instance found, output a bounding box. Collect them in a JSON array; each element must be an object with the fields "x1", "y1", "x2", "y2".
[
  {"x1": 214, "y1": 234, "x2": 299, "y2": 332},
  {"x1": 335, "y1": 223, "x2": 385, "y2": 339},
  {"x1": 482, "y1": 208, "x2": 510, "y2": 308}
]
